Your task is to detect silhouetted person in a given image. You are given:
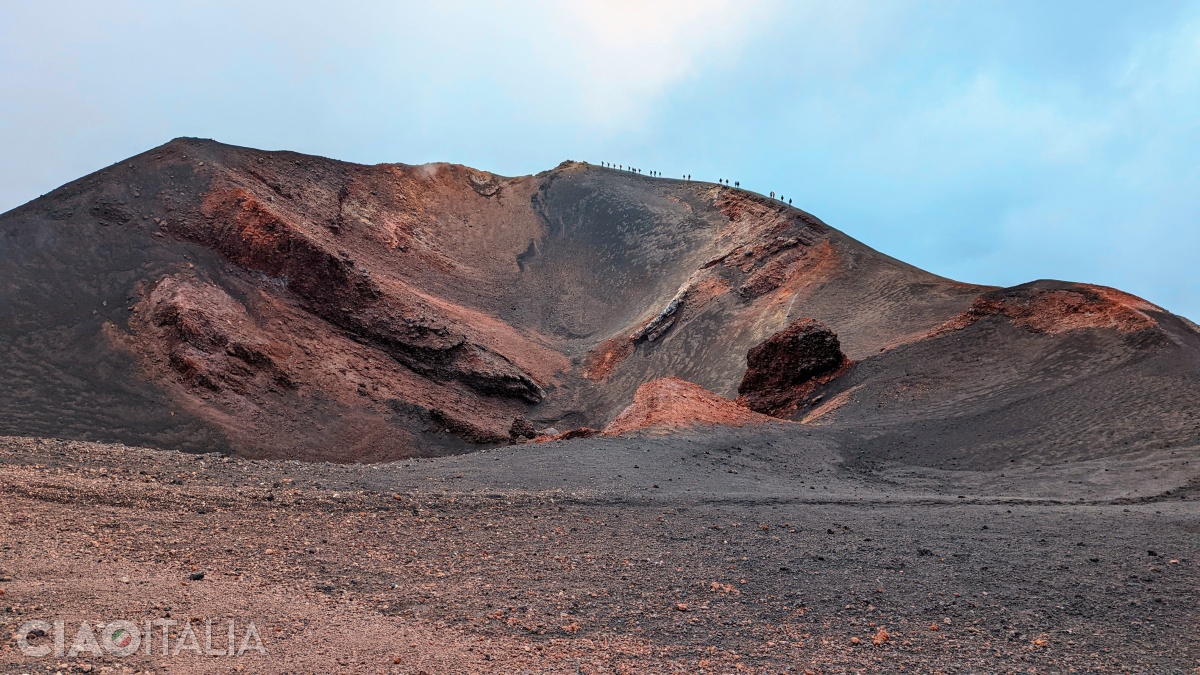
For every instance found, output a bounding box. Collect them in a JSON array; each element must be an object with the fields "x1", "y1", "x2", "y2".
[
  {"x1": 788, "y1": 198, "x2": 792, "y2": 205},
  {"x1": 770, "y1": 191, "x2": 775, "y2": 198},
  {"x1": 735, "y1": 181, "x2": 739, "y2": 187}
]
